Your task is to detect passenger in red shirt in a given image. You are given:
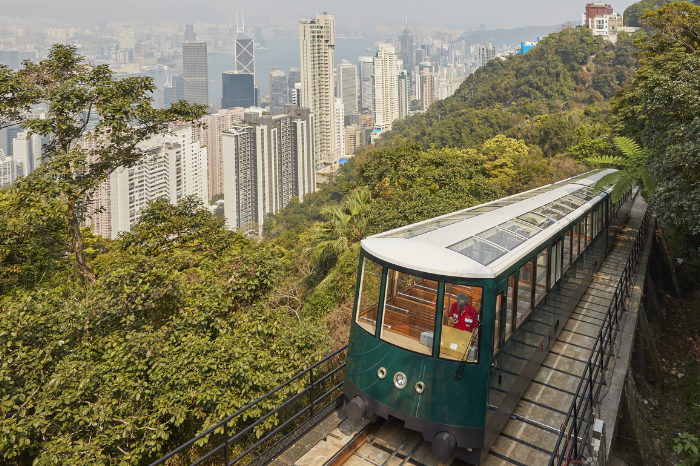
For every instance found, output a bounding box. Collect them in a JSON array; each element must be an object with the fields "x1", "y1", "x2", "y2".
[{"x1": 449, "y1": 293, "x2": 478, "y2": 332}]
